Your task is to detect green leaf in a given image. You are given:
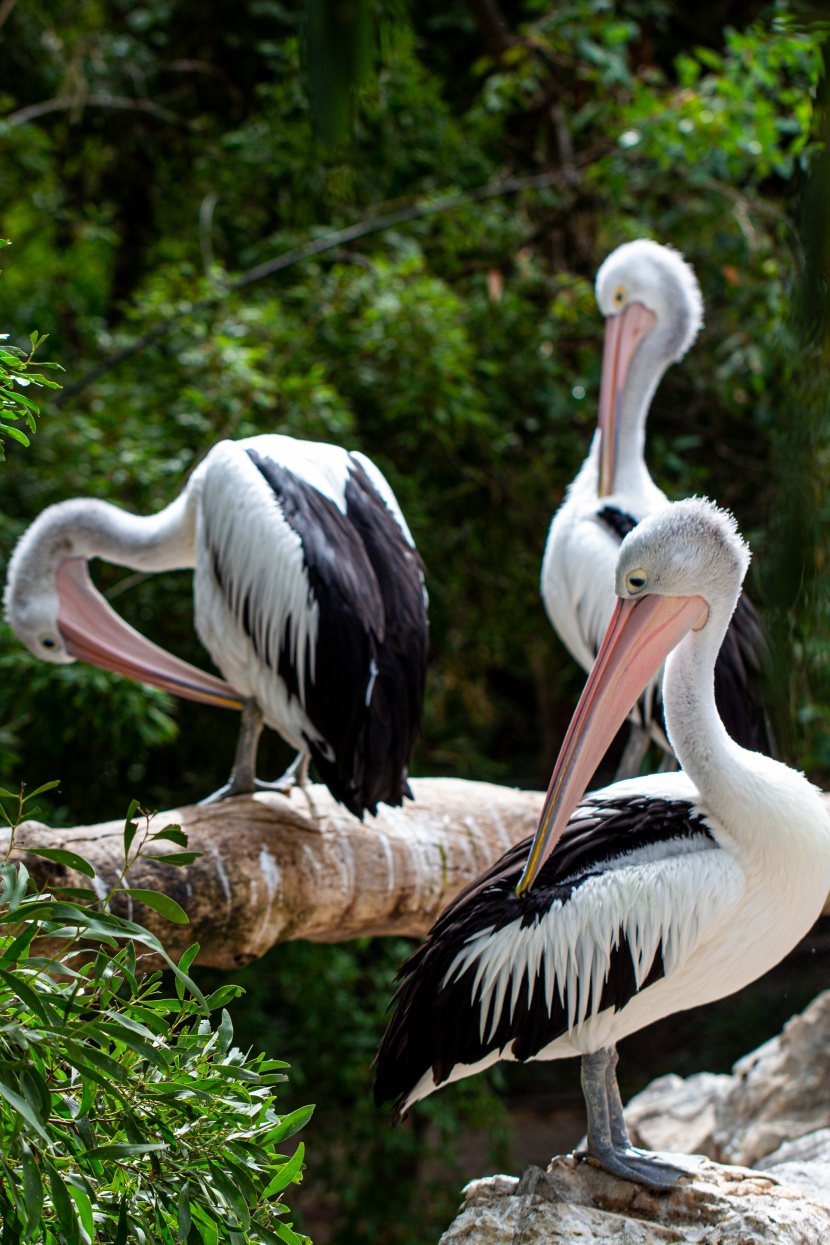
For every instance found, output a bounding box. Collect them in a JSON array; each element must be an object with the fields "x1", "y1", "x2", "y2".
[
  {"x1": 123, "y1": 888, "x2": 189, "y2": 924},
  {"x1": 0, "y1": 424, "x2": 30, "y2": 445},
  {"x1": 252, "y1": 1220, "x2": 305, "y2": 1245},
  {"x1": 262, "y1": 1144, "x2": 305, "y2": 1198},
  {"x1": 209, "y1": 1165, "x2": 250, "y2": 1230},
  {"x1": 68, "y1": 1184, "x2": 94, "y2": 1242},
  {"x1": 114, "y1": 1198, "x2": 129, "y2": 1245},
  {"x1": 151, "y1": 825, "x2": 187, "y2": 846},
  {"x1": 176, "y1": 943, "x2": 200, "y2": 999},
  {"x1": 46, "y1": 1164, "x2": 80, "y2": 1245},
  {"x1": 154, "y1": 851, "x2": 203, "y2": 866},
  {"x1": 0, "y1": 967, "x2": 52, "y2": 1024},
  {"x1": 20, "y1": 1142, "x2": 43, "y2": 1240},
  {"x1": 0, "y1": 1074, "x2": 50, "y2": 1142},
  {"x1": 177, "y1": 1182, "x2": 192, "y2": 1242},
  {"x1": 263, "y1": 1105, "x2": 315, "y2": 1146},
  {"x1": 123, "y1": 820, "x2": 138, "y2": 859},
  {"x1": 82, "y1": 1142, "x2": 168, "y2": 1160},
  {"x1": 217, "y1": 1008, "x2": 234, "y2": 1054},
  {"x1": 24, "y1": 780, "x2": 61, "y2": 799},
  {"x1": 27, "y1": 847, "x2": 96, "y2": 879}
]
